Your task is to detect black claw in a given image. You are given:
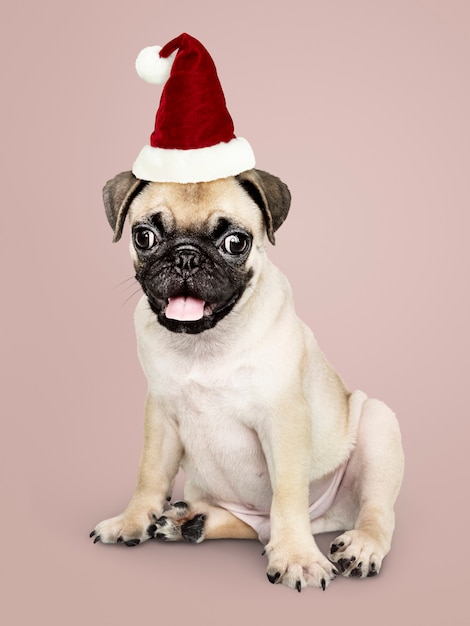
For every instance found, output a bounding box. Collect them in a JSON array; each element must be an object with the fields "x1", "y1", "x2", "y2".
[
  {"x1": 296, "y1": 580, "x2": 302, "y2": 593},
  {"x1": 261, "y1": 549, "x2": 266, "y2": 556},
  {"x1": 147, "y1": 524, "x2": 157, "y2": 537},
  {"x1": 172, "y1": 501, "x2": 188, "y2": 509},
  {"x1": 117, "y1": 536, "x2": 123, "y2": 543},
  {"x1": 166, "y1": 495, "x2": 172, "y2": 501},
  {"x1": 321, "y1": 578, "x2": 326, "y2": 591},
  {"x1": 367, "y1": 562, "x2": 378, "y2": 577},
  {"x1": 332, "y1": 568, "x2": 339, "y2": 576},
  {"x1": 267, "y1": 572, "x2": 281, "y2": 584},
  {"x1": 89, "y1": 530, "x2": 96, "y2": 539},
  {"x1": 124, "y1": 539, "x2": 140, "y2": 547},
  {"x1": 93, "y1": 535, "x2": 101, "y2": 544}
]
